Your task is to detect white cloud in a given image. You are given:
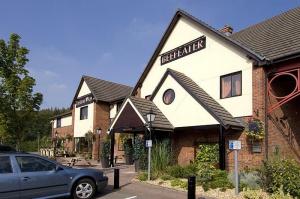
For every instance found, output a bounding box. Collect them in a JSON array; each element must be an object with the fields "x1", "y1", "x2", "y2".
[{"x1": 49, "y1": 83, "x2": 67, "y2": 90}]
